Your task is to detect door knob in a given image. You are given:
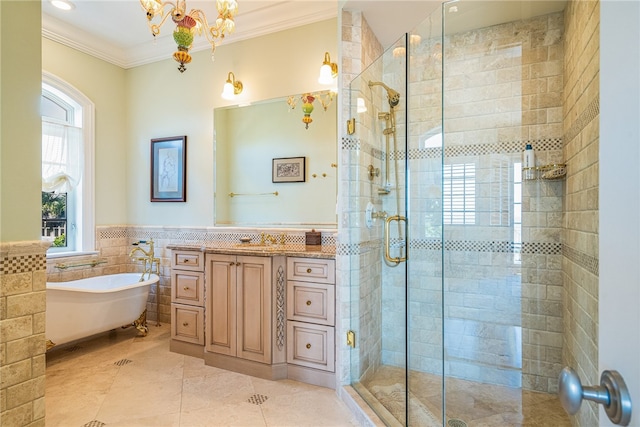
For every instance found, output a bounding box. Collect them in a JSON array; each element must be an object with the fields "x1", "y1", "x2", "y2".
[{"x1": 558, "y1": 366, "x2": 632, "y2": 425}]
